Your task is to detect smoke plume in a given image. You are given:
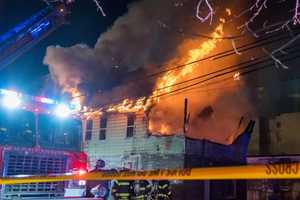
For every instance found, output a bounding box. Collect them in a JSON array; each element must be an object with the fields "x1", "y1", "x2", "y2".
[{"x1": 44, "y1": 0, "x2": 258, "y2": 144}]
